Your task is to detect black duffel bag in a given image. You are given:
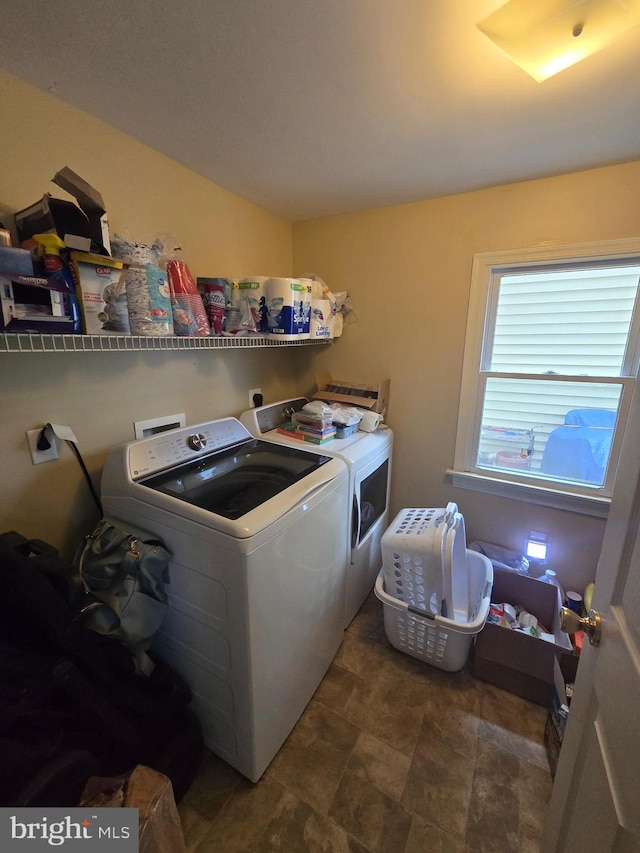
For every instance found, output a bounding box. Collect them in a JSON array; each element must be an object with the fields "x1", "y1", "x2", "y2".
[{"x1": 0, "y1": 531, "x2": 202, "y2": 806}]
